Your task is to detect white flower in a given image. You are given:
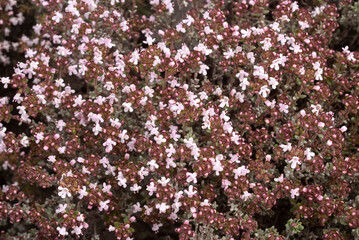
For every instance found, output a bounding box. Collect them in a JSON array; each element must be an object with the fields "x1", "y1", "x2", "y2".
[
  {"x1": 146, "y1": 182, "x2": 157, "y2": 196},
  {"x1": 99, "y1": 200, "x2": 110, "y2": 211},
  {"x1": 280, "y1": 143, "x2": 292, "y2": 152},
  {"x1": 241, "y1": 28, "x2": 251, "y2": 38},
  {"x1": 52, "y1": 12, "x2": 63, "y2": 23},
  {"x1": 55, "y1": 203, "x2": 67, "y2": 214},
  {"x1": 199, "y1": 63, "x2": 209, "y2": 76},
  {"x1": 340, "y1": 126, "x2": 347, "y2": 132},
  {"x1": 1, "y1": 77, "x2": 10, "y2": 88},
  {"x1": 78, "y1": 186, "x2": 88, "y2": 199},
  {"x1": 304, "y1": 148, "x2": 315, "y2": 160},
  {"x1": 133, "y1": 202, "x2": 142, "y2": 213},
  {"x1": 20, "y1": 136, "x2": 30, "y2": 147},
  {"x1": 310, "y1": 104, "x2": 322, "y2": 115},
  {"x1": 130, "y1": 184, "x2": 142, "y2": 193},
  {"x1": 233, "y1": 166, "x2": 250, "y2": 179},
  {"x1": 129, "y1": 49, "x2": 140, "y2": 65},
  {"x1": 182, "y1": 14, "x2": 194, "y2": 26},
  {"x1": 211, "y1": 159, "x2": 223, "y2": 175},
  {"x1": 152, "y1": 223, "x2": 163, "y2": 232},
  {"x1": 158, "y1": 177, "x2": 170, "y2": 187},
  {"x1": 57, "y1": 46, "x2": 72, "y2": 57},
  {"x1": 71, "y1": 226, "x2": 83, "y2": 235},
  {"x1": 156, "y1": 202, "x2": 170, "y2": 213},
  {"x1": 122, "y1": 102, "x2": 133, "y2": 112},
  {"x1": 241, "y1": 191, "x2": 252, "y2": 201},
  {"x1": 290, "y1": 188, "x2": 300, "y2": 199},
  {"x1": 260, "y1": 38, "x2": 272, "y2": 51},
  {"x1": 58, "y1": 186, "x2": 71, "y2": 198},
  {"x1": 57, "y1": 227, "x2": 68, "y2": 236},
  {"x1": 35, "y1": 132, "x2": 44, "y2": 144},
  {"x1": 154, "y1": 134, "x2": 166, "y2": 145},
  {"x1": 186, "y1": 172, "x2": 197, "y2": 184},
  {"x1": 48, "y1": 155, "x2": 56, "y2": 163},
  {"x1": 103, "y1": 138, "x2": 116, "y2": 153},
  {"x1": 239, "y1": 78, "x2": 250, "y2": 91},
  {"x1": 268, "y1": 77, "x2": 279, "y2": 89},
  {"x1": 259, "y1": 85, "x2": 270, "y2": 98},
  {"x1": 298, "y1": 21, "x2": 309, "y2": 30},
  {"x1": 274, "y1": 174, "x2": 284, "y2": 183},
  {"x1": 118, "y1": 130, "x2": 129, "y2": 143},
  {"x1": 102, "y1": 183, "x2": 112, "y2": 194},
  {"x1": 279, "y1": 103, "x2": 289, "y2": 114},
  {"x1": 184, "y1": 185, "x2": 197, "y2": 198},
  {"x1": 289, "y1": 156, "x2": 301, "y2": 169},
  {"x1": 165, "y1": 144, "x2": 176, "y2": 157},
  {"x1": 73, "y1": 95, "x2": 85, "y2": 107}
]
